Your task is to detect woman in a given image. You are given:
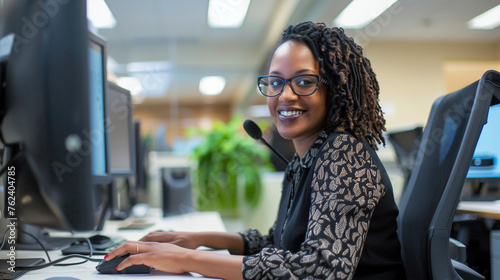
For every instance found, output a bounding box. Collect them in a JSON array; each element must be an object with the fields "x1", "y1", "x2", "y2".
[{"x1": 105, "y1": 22, "x2": 406, "y2": 279}]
